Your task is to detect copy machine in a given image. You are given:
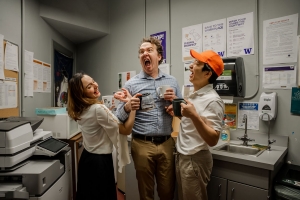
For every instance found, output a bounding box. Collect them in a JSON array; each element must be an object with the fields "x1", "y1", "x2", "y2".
[{"x1": 0, "y1": 117, "x2": 72, "y2": 200}]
